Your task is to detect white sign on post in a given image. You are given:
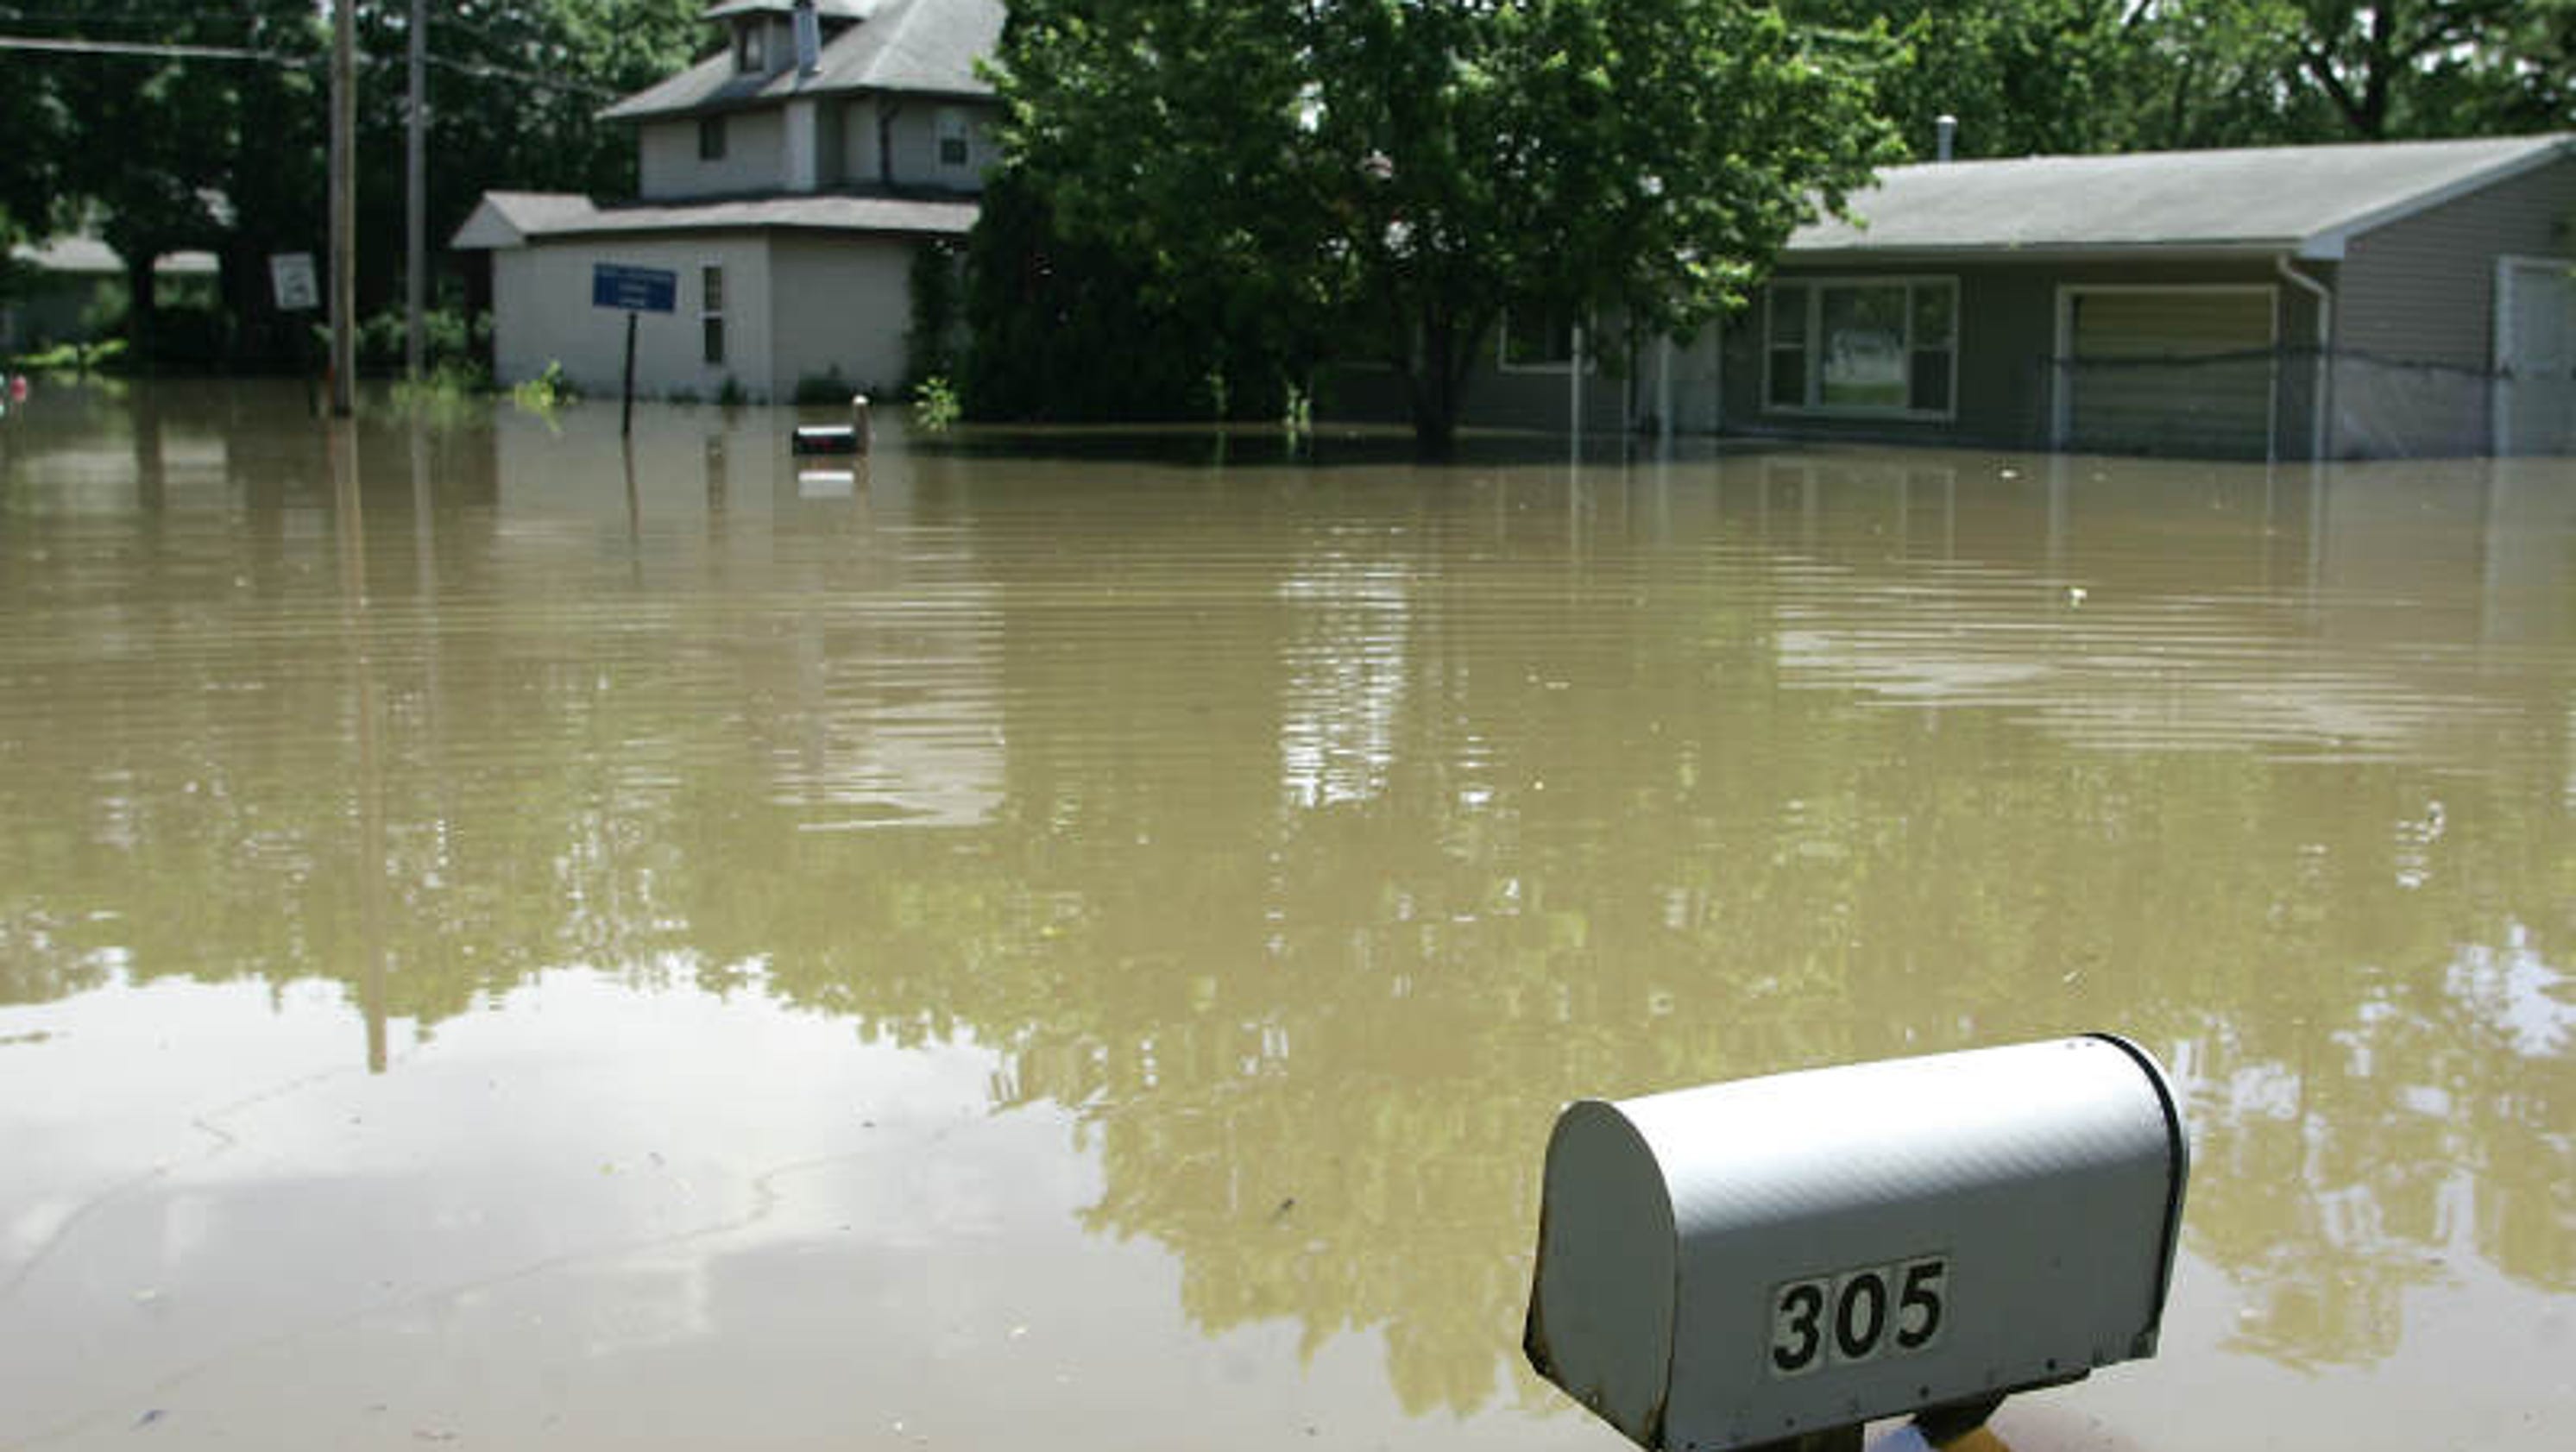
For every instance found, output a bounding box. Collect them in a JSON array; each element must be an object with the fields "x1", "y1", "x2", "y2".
[{"x1": 269, "y1": 253, "x2": 320, "y2": 312}]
